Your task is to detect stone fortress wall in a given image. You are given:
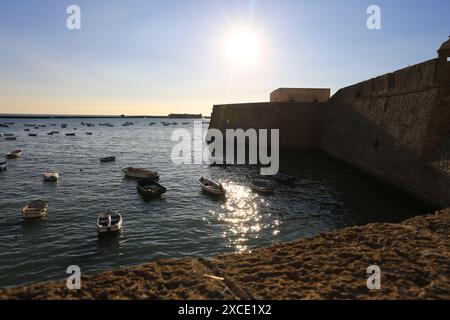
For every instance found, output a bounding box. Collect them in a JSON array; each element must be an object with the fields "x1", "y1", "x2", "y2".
[{"x1": 209, "y1": 40, "x2": 450, "y2": 208}]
